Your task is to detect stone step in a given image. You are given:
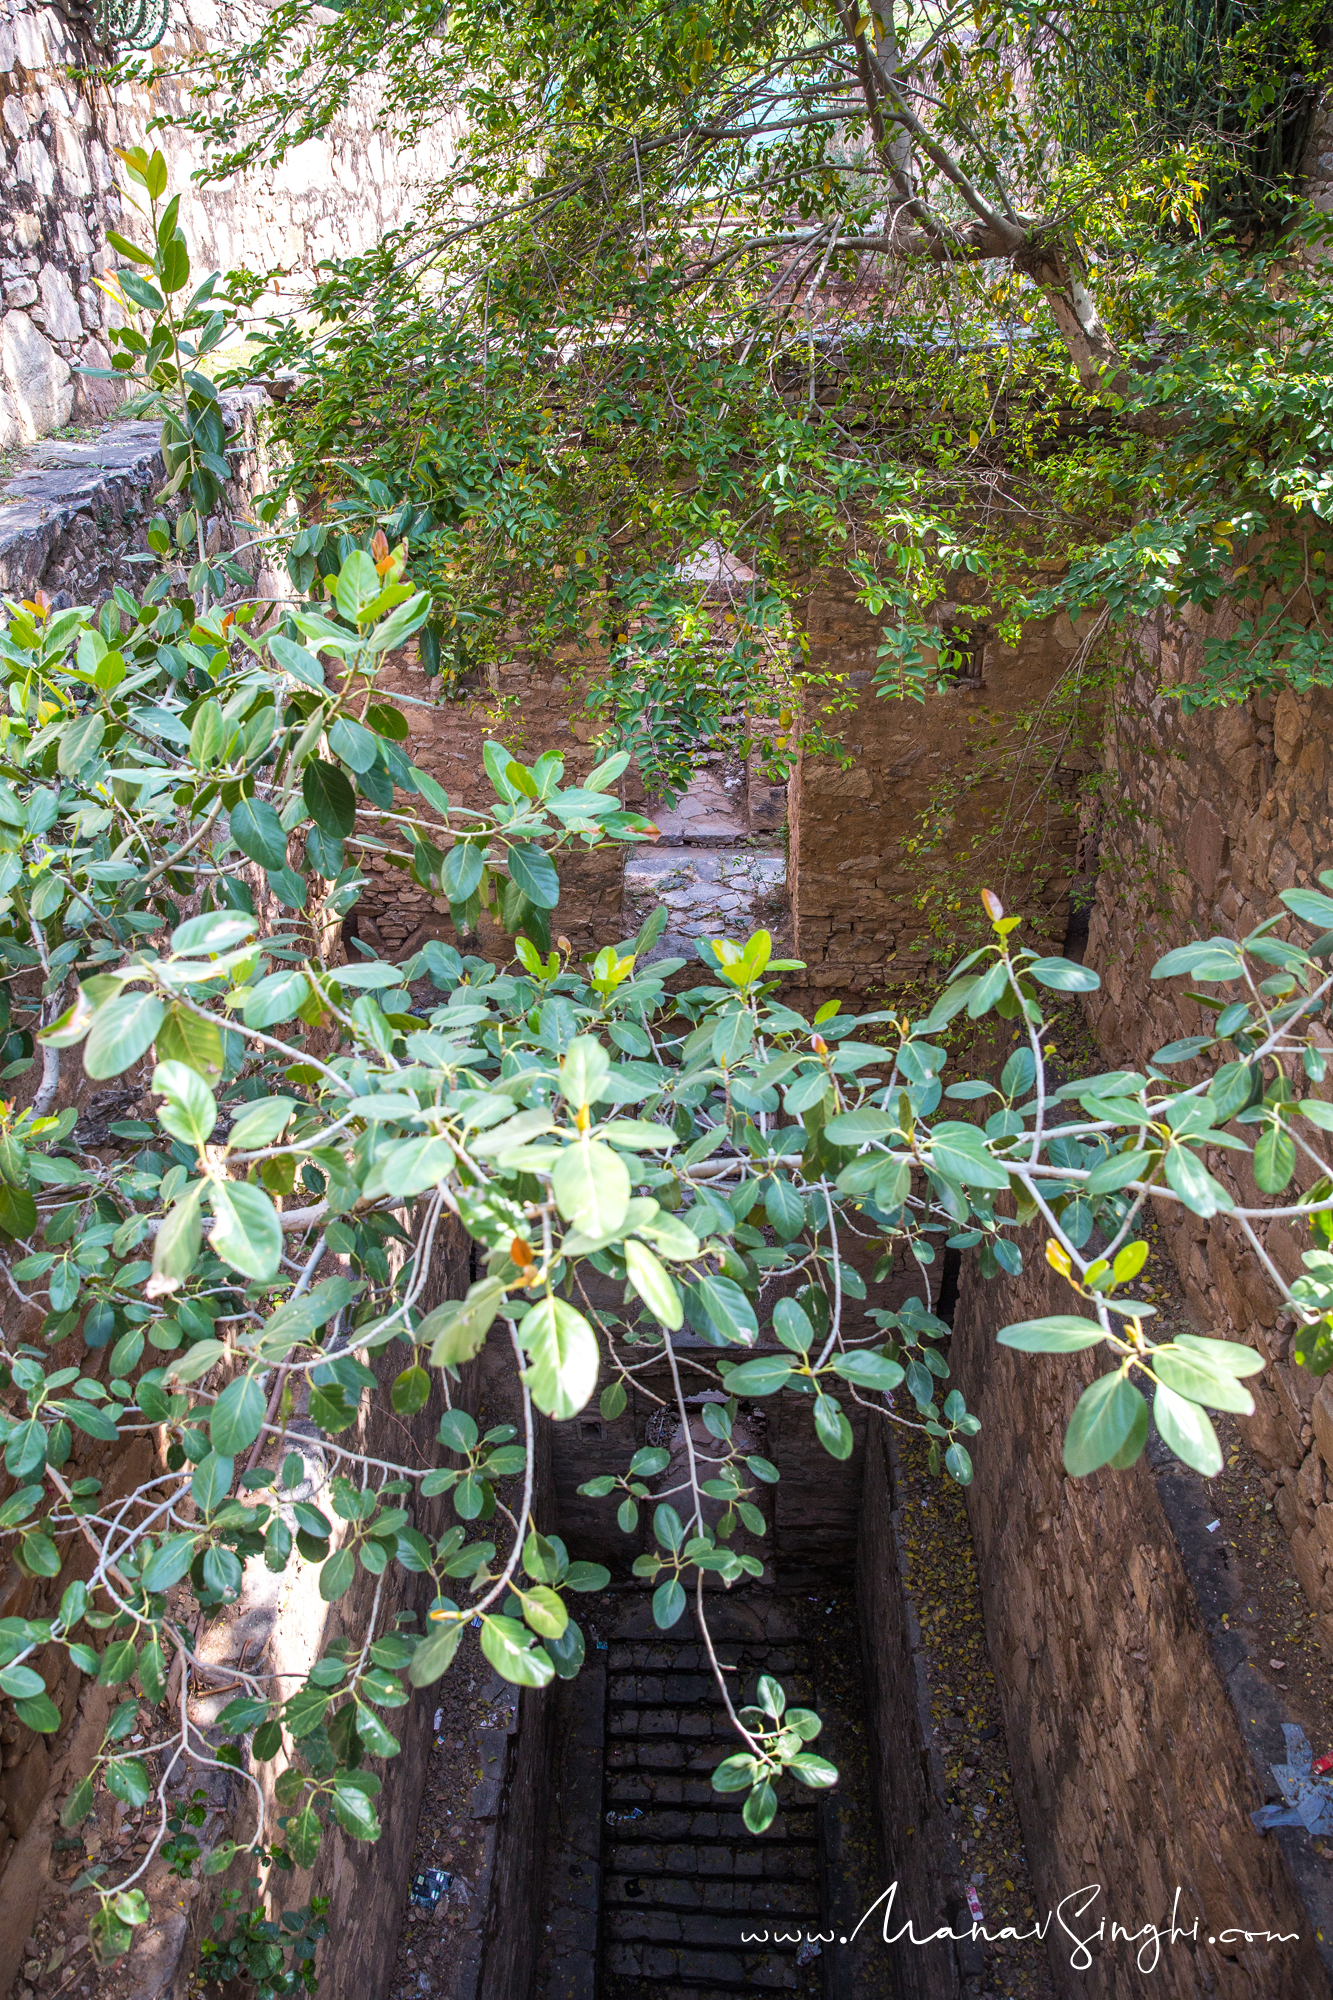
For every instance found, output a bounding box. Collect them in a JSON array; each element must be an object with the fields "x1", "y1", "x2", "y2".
[
  {"x1": 607, "y1": 1707, "x2": 735, "y2": 1739},
  {"x1": 605, "y1": 1875, "x2": 822, "y2": 1915},
  {"x1": 604, "y1": 1941, "x2": 800, "y2": 1990},
  {"x1": 604, "y1": 1802, "x2": 817, "y2": 1844},
  {"x1": 606, "y1": 1771, "x2": 717, "y2": 1807},
  {"x1": 607, "y1": 1845, "x2": 818, "y2": 1884}
]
